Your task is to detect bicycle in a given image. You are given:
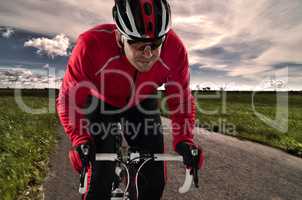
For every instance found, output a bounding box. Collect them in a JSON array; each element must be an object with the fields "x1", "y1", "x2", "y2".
[{"x1": 78, "y1": 123, "x2": 199, "y2": 200}]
